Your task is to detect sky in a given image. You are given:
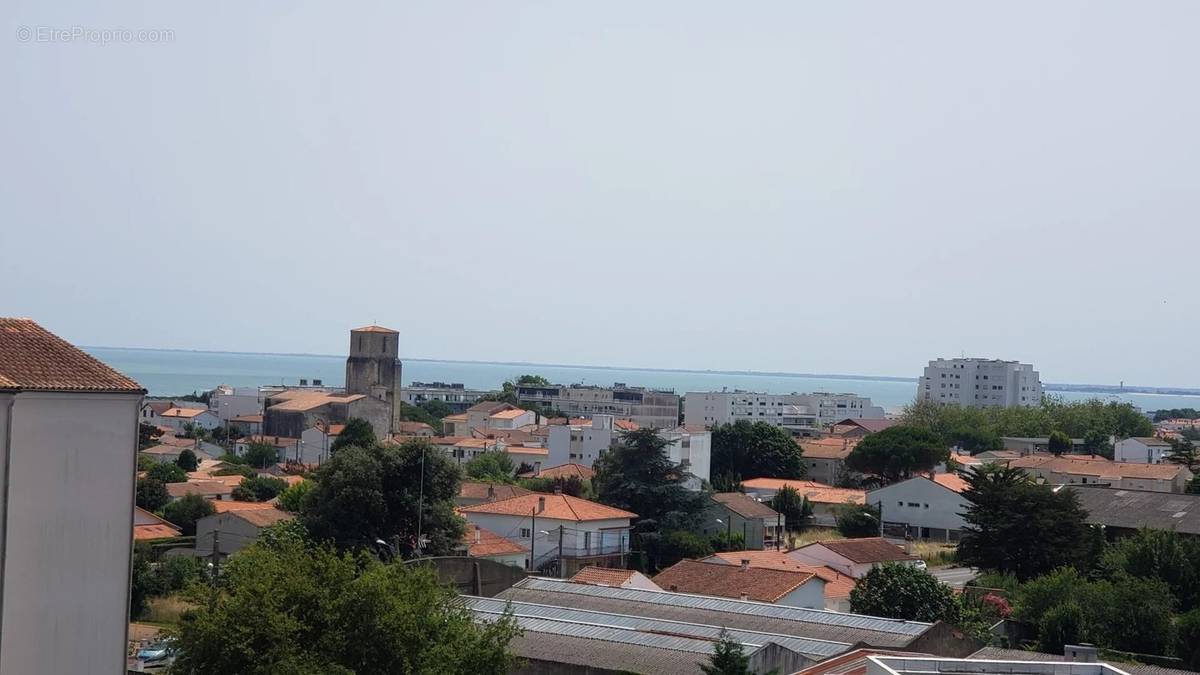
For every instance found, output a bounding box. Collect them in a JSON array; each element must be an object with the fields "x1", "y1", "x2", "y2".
[{"x1": 3, "y1": 2, "x2": 1199, "y2": 387}]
